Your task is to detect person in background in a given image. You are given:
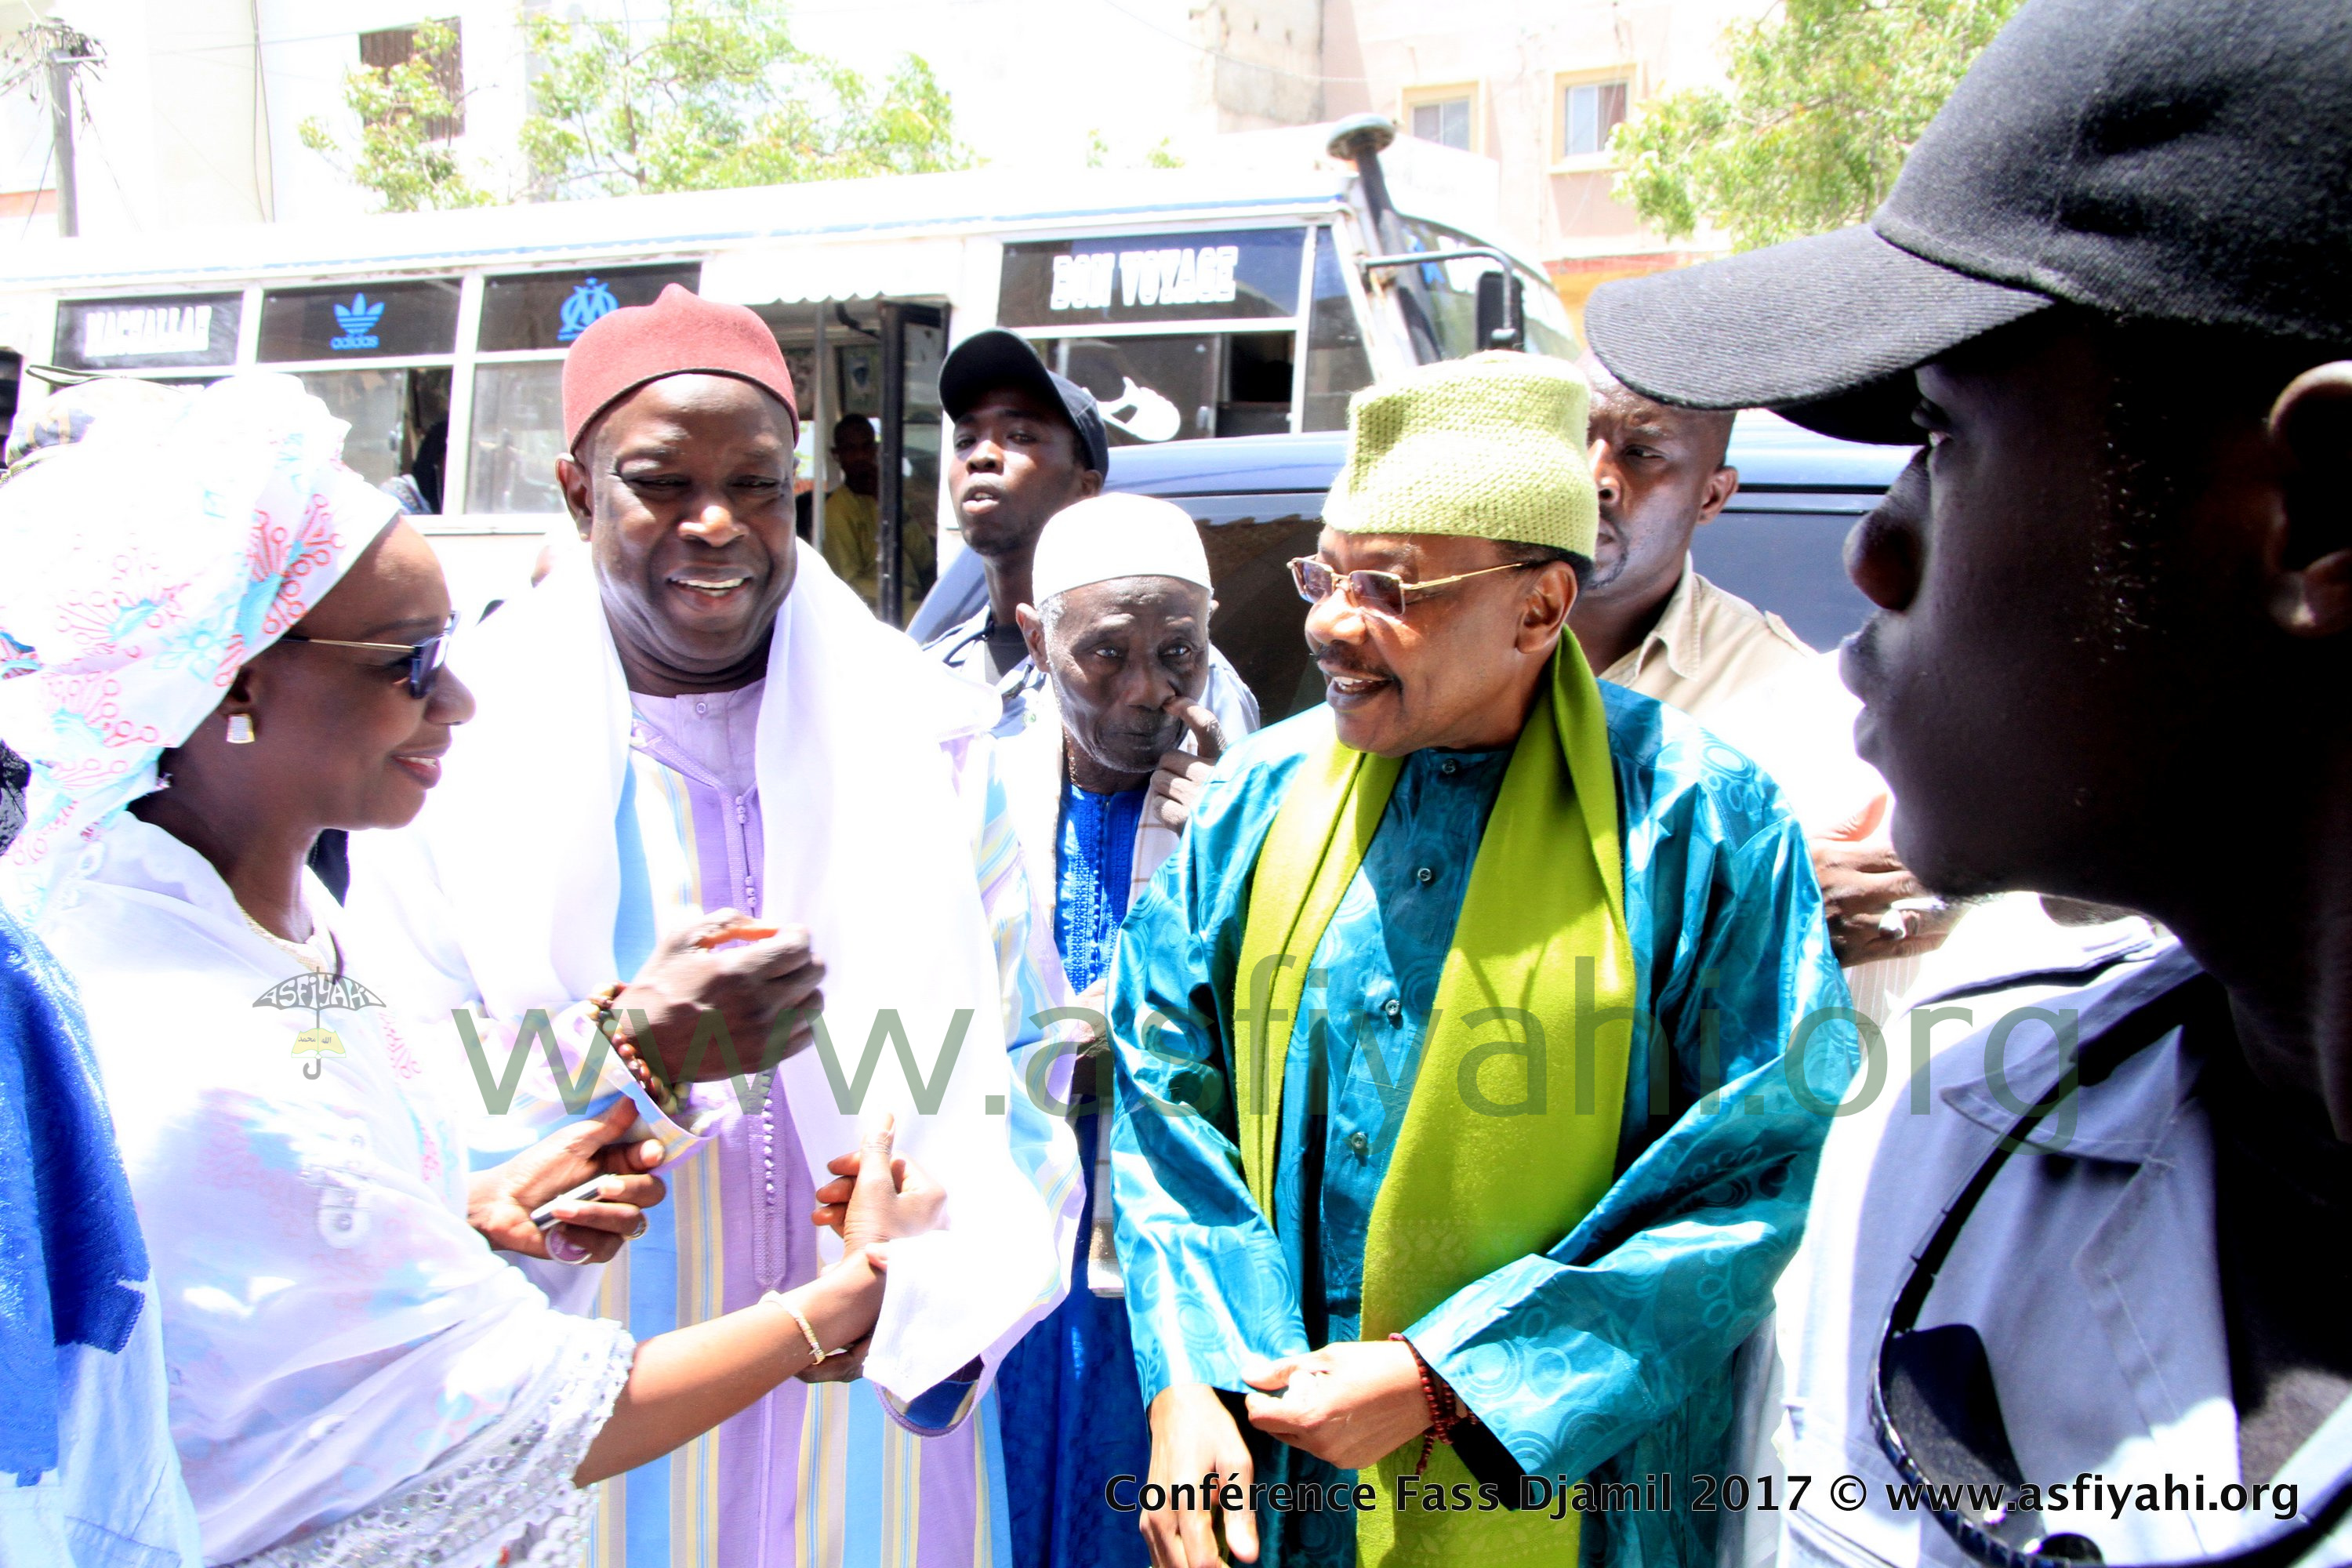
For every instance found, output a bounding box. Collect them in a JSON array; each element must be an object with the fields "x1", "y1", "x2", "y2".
[
  {"x1": 1570, "y1": 355, "x2": 1810, "y2": 723},
  {"x1": 0, "y1": 729, "x2": 198, "y2": 1567},
  {"x1": 990, "y1": 492, "x2": 1240, "y2": 1568},
  {"x1": 380, "y1": 419, "x2": 448, "y2": 518},
  {"x1": 345, "y1": 286, "x2": 1081, "y2": 1568},
  {"x1": 1576, "y1": 355, "x2": 1955, "y2": 990},
  {"x1": 1111, "y1": 352, "x2": 1854, "y2": 1568},
  {"x1": 1586, "y1": 0, "x2": 2352, "y2": 1559},
  {"x1": 0, "y1": 373, "x2": 942, "y2": 1565},
  {"x1": 810, "y1": 412, "x2": 935, "y2": 612},
  {"x1": 929, "y1": 329, "x2": 1258, "y2": 746}
]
